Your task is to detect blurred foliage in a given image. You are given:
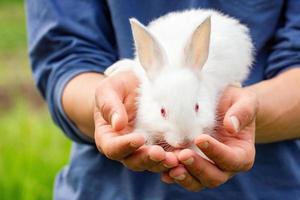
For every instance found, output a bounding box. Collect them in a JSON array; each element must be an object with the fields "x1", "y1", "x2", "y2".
[
  {"x1": 0, "y1": 104, "x2": 71, "y2": 199},
  {"x1": 0, "y1": 0, "x2": 23, "y2": 5},
  {"x1": 0, "y1": 1, "x2": 71, "y2": 199},
  {"x1": 0, "y1": 1, "x2": 27, "y2": 51}
]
